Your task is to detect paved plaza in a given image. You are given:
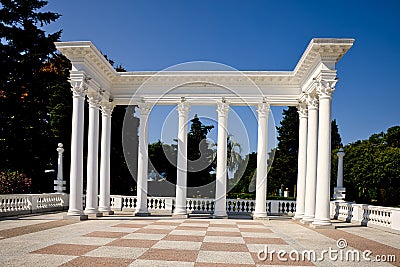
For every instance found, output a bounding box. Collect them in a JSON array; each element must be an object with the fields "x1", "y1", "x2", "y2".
[{"x1": 0, "y1": 212, "x2": 399, "y2": 267}]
